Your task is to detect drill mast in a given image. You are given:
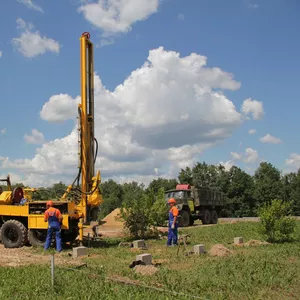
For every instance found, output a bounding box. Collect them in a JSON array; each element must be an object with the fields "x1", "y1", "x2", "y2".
[{"x1": 79, "y1": 32, "x2": 96, "y2": 223}]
